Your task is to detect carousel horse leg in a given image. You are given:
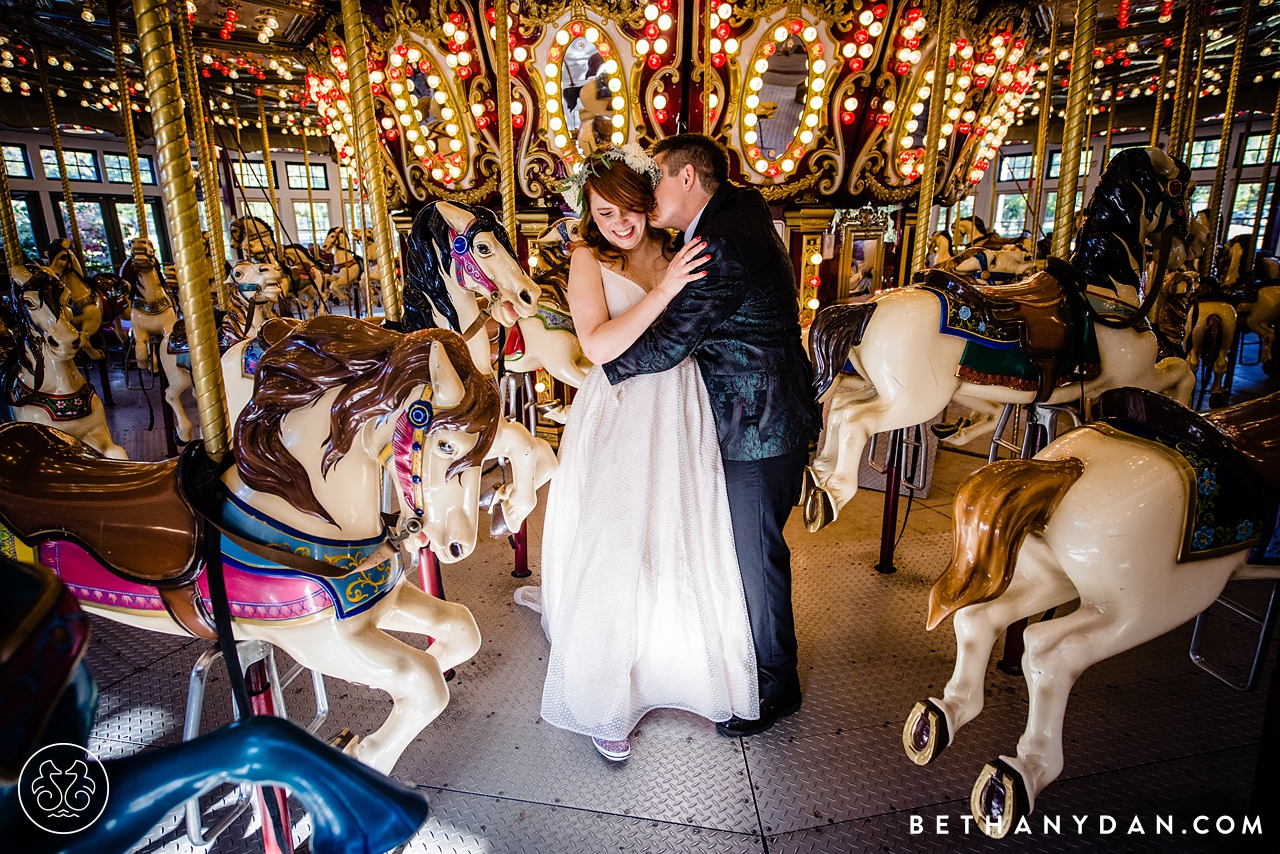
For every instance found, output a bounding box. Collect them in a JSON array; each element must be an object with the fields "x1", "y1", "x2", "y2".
[
  {"x1": 151, "y1": 339, "x2": 178, "y2": 456},
  {"x1": 414, "y1": 548, "x2": 459, "y2": 679},
  {"x1": 906, "y1": 537, "x2": 1075, "y2": 767},
  {"x1": 93, "y1": 337, "x2": 114, "y2": 407},
  {"x1": 377, "y1": 581, "x2": 482, "y2": 676}
]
